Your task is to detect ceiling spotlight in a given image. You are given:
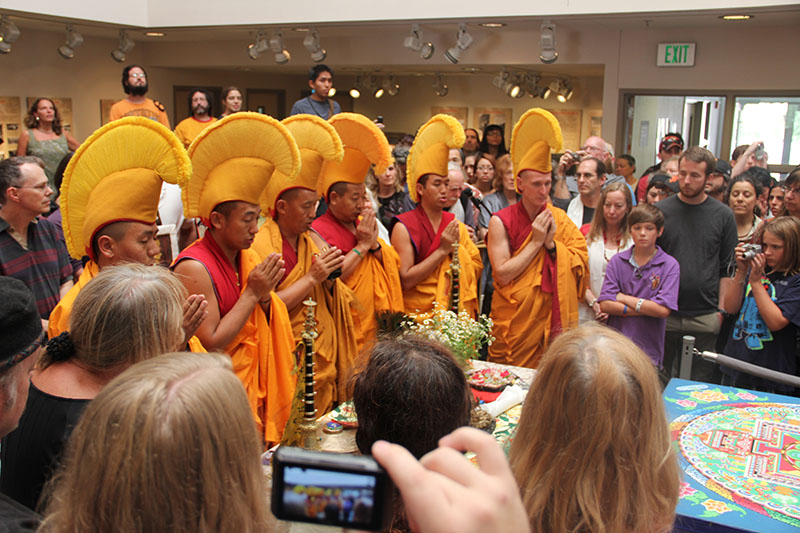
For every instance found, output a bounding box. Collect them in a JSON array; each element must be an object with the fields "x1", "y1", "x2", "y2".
[
  {"x1": 328, "y1": 87, "x2": 337, "y2": 97},
  {"x1": 539, "y1": 21, "x2": 558, "y2": 64},
  {"x1": 374, "y1": 86, "x2": 384, "y2": 99},
  {"x1": 0, "y1": 15, "x2": 20, "y2": 54},
  {"x1": 248, "y1": 31, "x2": 268, "y2": 60},
  {"x1": 111, "y1": 30, "x2": 135, "y2": 62},
  {"x1": 403, "y1": 24, "x2": 434, "y2": 60},
  {"x1": 444, "y1": 23, "x2": 474, "y2": 64},
  {"x1": 433, "y1": 74, "x2": 448, "y2": 97},
  {"x1": 349, "y1": 76, "x2": 362, "y2": 99},
  {"x1": 57, "y1": 25, "x2": 83, "y2": 59},
  {"x1": 385, "y1": 76, "x2": 400, "y2": 96},
  {"x1": 269, "y1": 32, "x2": 291, "y2": 64},
  {"x1": 303, "y1": 29, "x2": 326, "y2": 63}
]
